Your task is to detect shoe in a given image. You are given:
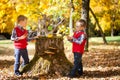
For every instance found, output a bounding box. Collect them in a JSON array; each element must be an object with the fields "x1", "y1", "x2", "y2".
[
  {"x1": 67, "y1": 74, "x2": 76, "y2": 78},
  {"x1": 14, "y1": 72, "x2": 22, "y2": 76},
  {"x1": 77, "y1": 72, "x2": 83, "y2": 78},
  {"x1": 78, "y1": 71, "x2": 83, "y2": 76}
]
